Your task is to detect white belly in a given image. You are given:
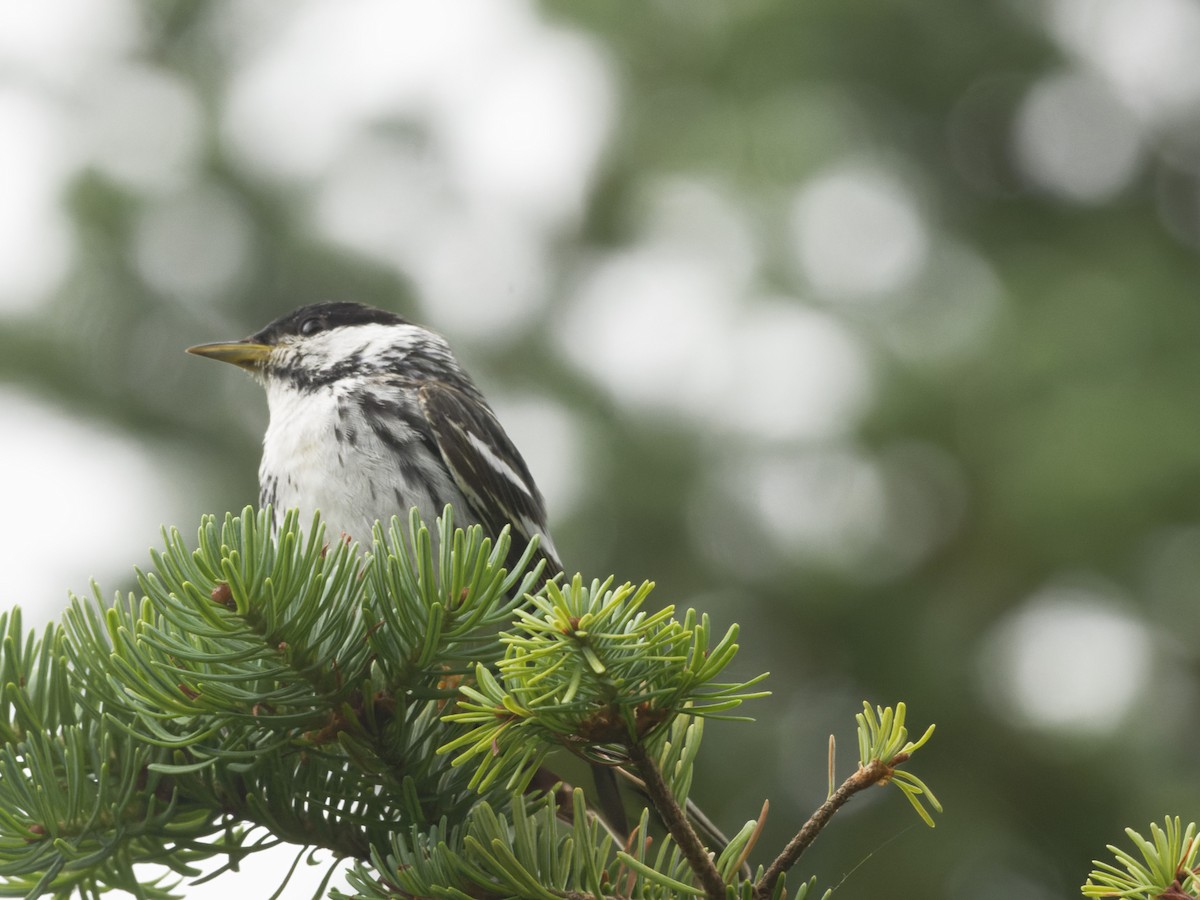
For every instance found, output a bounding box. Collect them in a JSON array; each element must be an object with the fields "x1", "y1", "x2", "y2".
[{"x1": 258, "y1": 381, "x2": 476, "y2": 547}]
